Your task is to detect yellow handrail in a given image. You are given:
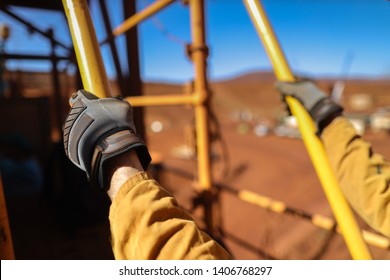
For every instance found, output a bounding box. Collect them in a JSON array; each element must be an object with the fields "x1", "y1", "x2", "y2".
[
  {"x1": 232, "y1": 187, "x2": 389, "y2": 250},
  {"x1": 62, "y1": 0, "x2": 111, "y2": 98},
  {"x1": 243, "y1": 0, "x2": 372, "y2": 260},
  {"x1": 112, "y1": 0, "x2": 176, "y2": 38}
]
